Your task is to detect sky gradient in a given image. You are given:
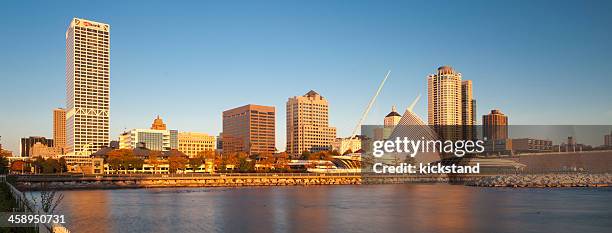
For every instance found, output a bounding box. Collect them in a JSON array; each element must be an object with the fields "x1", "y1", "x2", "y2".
[{"x1": 1, "y1": 0, "x2": 611, "y2": 153}]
